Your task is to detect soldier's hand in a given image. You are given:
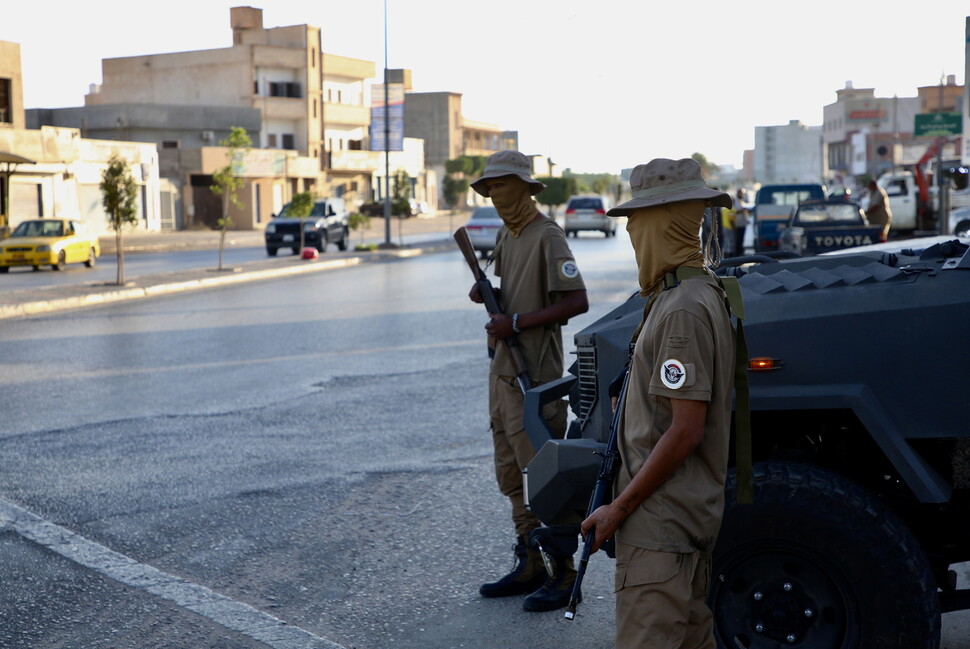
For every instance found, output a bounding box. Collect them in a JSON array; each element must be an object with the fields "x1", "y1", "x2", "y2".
[
  {"x1": 485, "y1": 312, "x2": 513, "y2": 339},
  {"x1": 581, "y1": 504, "x2": 622, "y2": 554}
]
